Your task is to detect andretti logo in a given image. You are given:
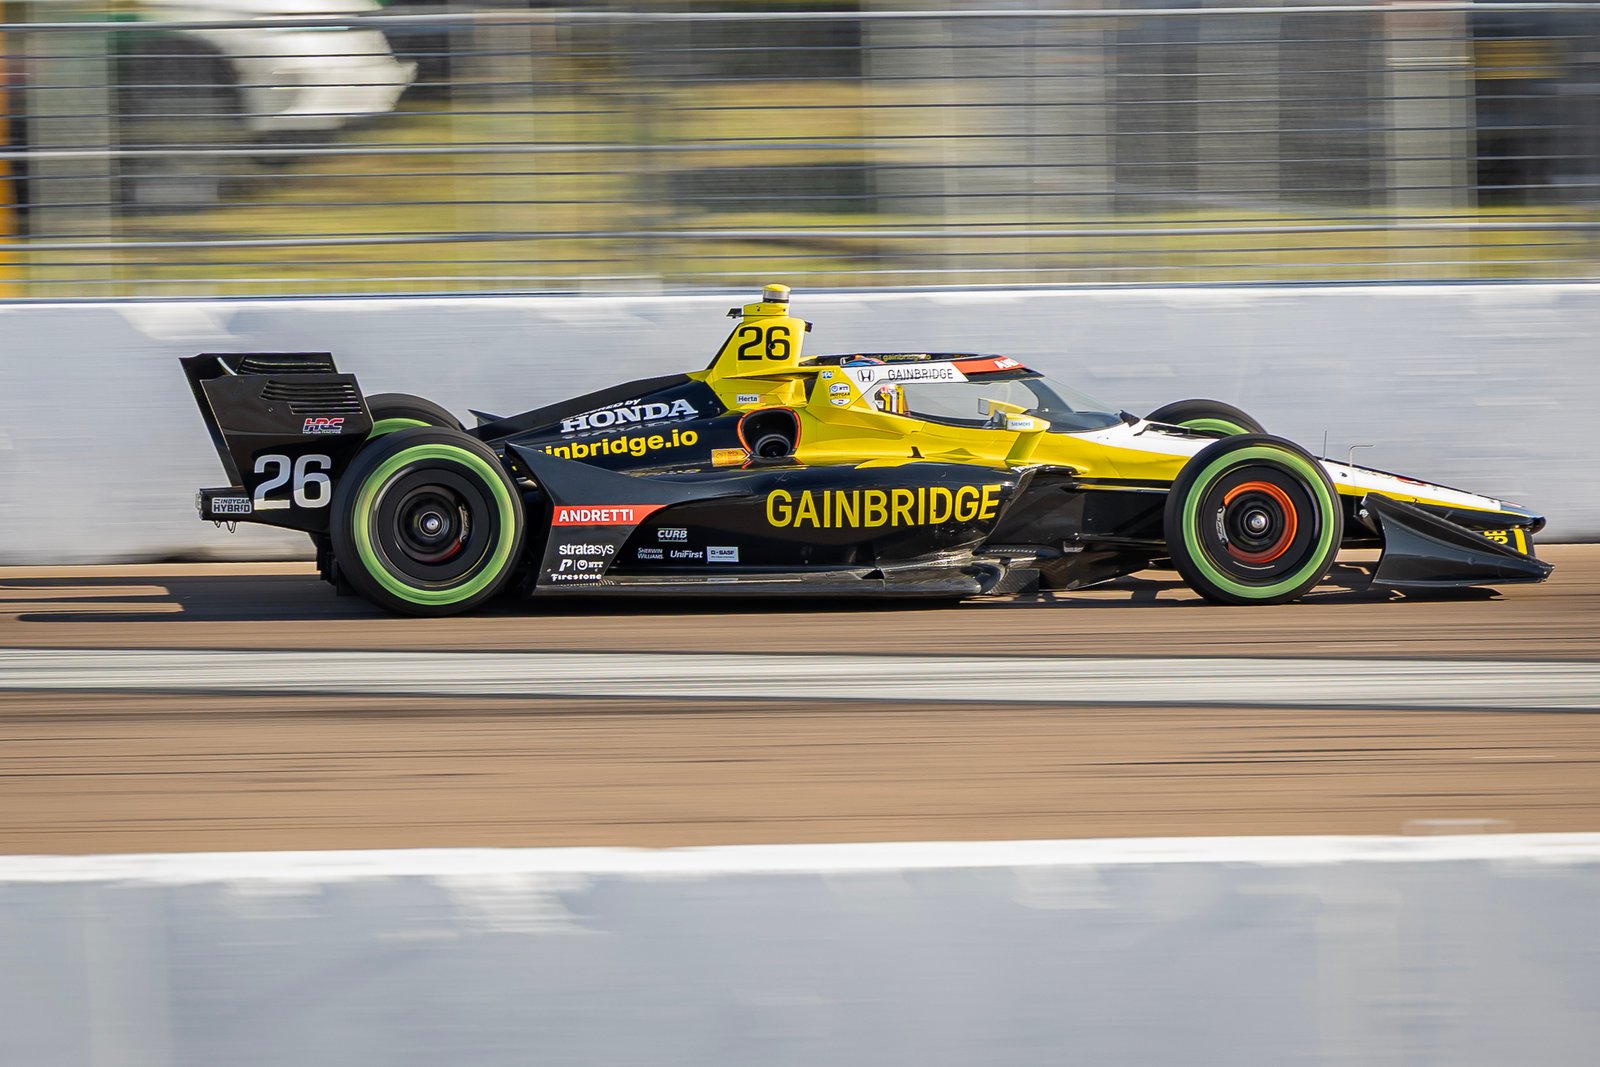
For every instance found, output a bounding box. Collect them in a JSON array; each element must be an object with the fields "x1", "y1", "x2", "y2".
[{"x1": 552, "y1": 505, "x2": 665, "y2": 527}]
